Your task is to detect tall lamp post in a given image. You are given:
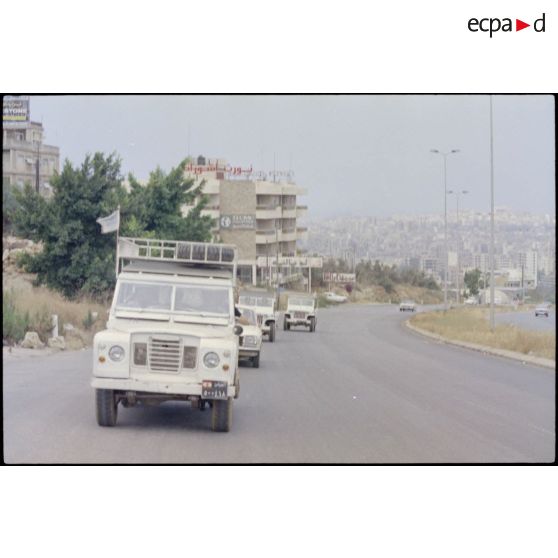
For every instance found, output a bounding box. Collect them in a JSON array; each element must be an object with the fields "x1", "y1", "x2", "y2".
[
  {"x1": 431, "y1": 149, "x2": 460, "y2": 307},
  {"x1": 447, "y1": 189, "x2": 469, "y2": 304}
]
